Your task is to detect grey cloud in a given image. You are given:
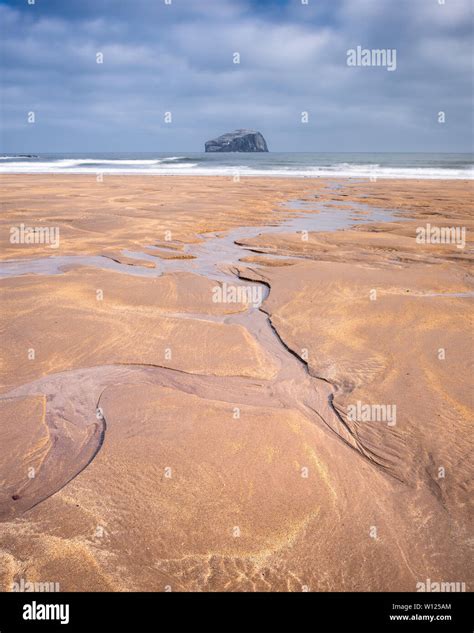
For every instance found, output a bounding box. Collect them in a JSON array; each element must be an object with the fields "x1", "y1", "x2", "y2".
[{"x1": 0, "y1": 0, "x2": 472, "y2": 152}]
